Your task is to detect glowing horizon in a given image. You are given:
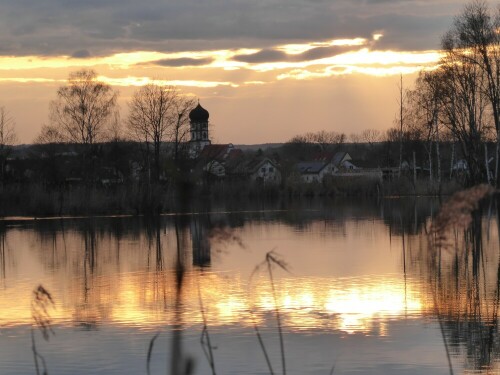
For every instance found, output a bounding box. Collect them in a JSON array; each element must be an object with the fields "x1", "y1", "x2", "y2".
[{"x1": 0, "y1": 37, "x2": 444, "y2": 145}]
